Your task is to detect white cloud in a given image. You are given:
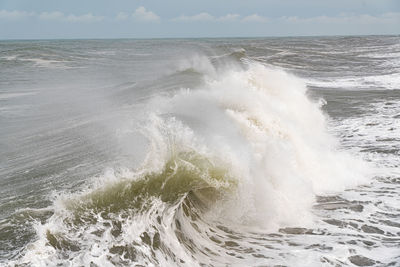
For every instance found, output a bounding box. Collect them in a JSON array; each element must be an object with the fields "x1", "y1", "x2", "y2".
[
  {"x1": 39, "y1": 11, "x2": 64, "y2": 20},
  {"x1": 38, "y1": 11, "x2": 104, "y2": 22},
  {"x1": 280, "y1": 12, "x2": 400, "y2": 25},
  {"x1": 218, "y1": 14, "x2": 241, "y2": 22},
  {"x1": 172, "y1": 12, "x2": 265, "y2": 23},
  {"x1": 173, "y1": 12, "x2": 215, "y2": 22},
  {"x1": 173, "y1": 13, "x2": 241, "y2": 22},
  {"x1": 0, "y1": 10, "x2": 104, "y2": 22},
  {"x1": 116, "y1": 12, "x2": 129, "y2": 21},
  {"x1": 132, "y1": 6, "x2": 160, "y2": 22},
  {"x1": 0, "y1": 10, "x2": 34, "y2": 20},
  {"x1": 242, "y1": 14, "x2": 268, "y2": 23},
  {"x1": 66, "y1": 13, "x2": 104, "y2": 22}
]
